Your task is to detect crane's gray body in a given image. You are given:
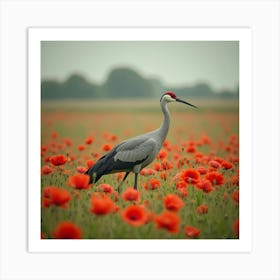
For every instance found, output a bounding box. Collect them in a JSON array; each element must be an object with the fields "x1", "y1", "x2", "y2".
[
  {"x1": 85, "y1": 93, "x2": 197, "y2": 190},
  {"x1": 86, "y1": 97, "x2": 171, "y2": 186}
]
